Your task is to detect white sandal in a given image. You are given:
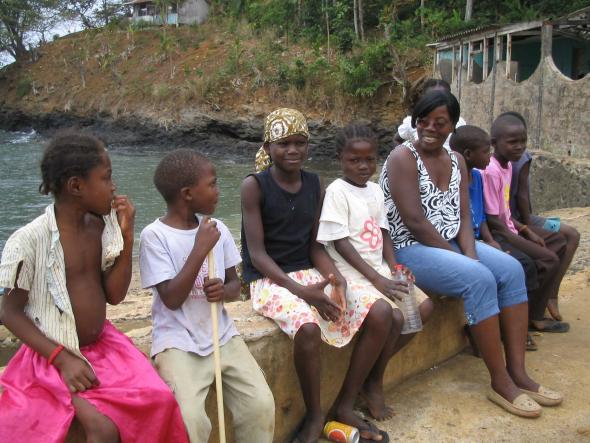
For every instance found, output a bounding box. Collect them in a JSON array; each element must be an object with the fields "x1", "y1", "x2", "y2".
[{"x1": 487, "y1": 389, "x2": 542, "y2": 418}]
